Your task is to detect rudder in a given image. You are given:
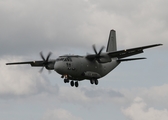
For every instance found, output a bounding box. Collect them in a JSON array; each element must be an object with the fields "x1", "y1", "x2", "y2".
[{"x1": 106, "y1": 30, "x2": 117, "y2": 52}]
